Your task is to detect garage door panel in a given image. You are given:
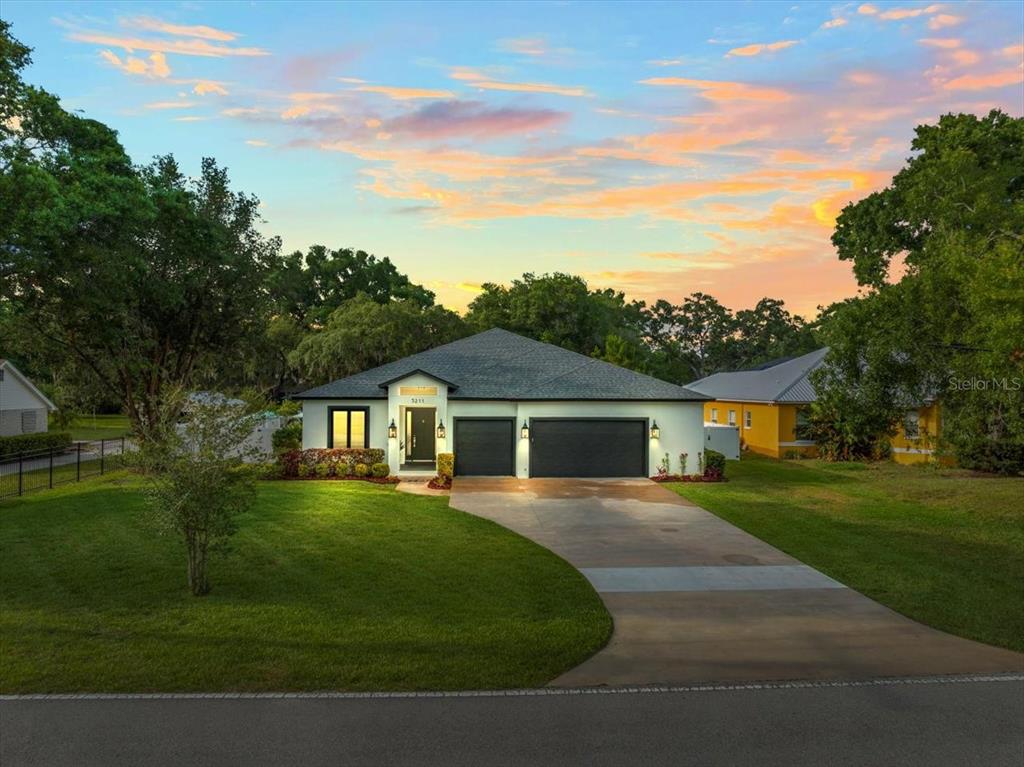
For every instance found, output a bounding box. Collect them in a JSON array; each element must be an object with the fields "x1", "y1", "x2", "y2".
[
  {"x1": 530, "y1": 419, "x2": 646, "y2": 477},
  {"x1": 454, "y1": 419, "x2": 514, "y2": 476}
]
